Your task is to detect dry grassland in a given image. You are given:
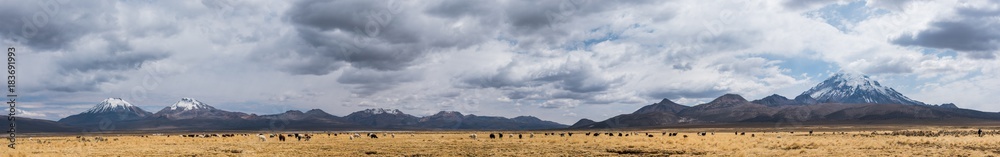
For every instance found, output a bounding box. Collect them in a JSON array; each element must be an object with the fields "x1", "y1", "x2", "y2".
[{"x1": 2, "y1": 127, "x2": 1000, "y2": 156}]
